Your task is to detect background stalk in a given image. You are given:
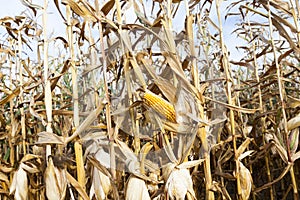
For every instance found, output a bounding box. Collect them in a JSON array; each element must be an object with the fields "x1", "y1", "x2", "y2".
[
  {"x1": 43, "y1": 0, "x2": 52, "y2": 162},
  {"x1": 267, "y1": 1, "x2": 298, "y2": 199},
  {"x1": 65, "y1": 4, "x2": 86, "y2": 199},
  {"x1": 216, "y1": 0, "x2": 241, "y2": 198}
]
